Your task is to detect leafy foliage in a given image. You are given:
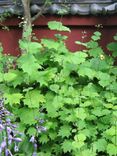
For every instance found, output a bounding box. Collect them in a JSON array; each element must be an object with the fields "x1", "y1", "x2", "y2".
[
  {"x1": 0, "y1": 21, "x2": 117, "y2": 155},
  {"x1": 48, "y1": 21, "x2": 71, "y2": 32}
]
